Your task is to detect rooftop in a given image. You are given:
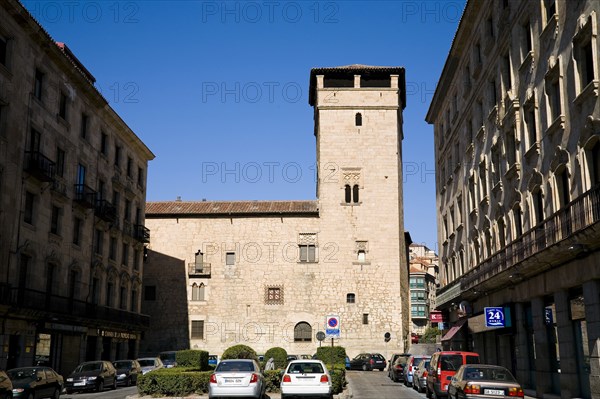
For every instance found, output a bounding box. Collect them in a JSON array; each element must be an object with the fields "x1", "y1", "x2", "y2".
[{"x1": 146, "y1": 200, "x2": 319, "y2": 217}]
